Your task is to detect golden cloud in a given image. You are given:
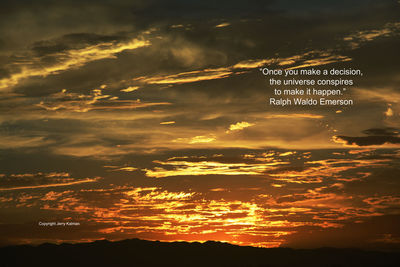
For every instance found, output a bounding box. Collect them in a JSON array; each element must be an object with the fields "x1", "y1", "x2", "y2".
[
  {"x1": 37, "y1": 89, "x2": 170, "y2": 112},
  {"x1": 0, "y1": 38, "x2": 150, "y2": 92},
  {"x1": 226, "y1": 121, "x2": 255, "y2": 133}
]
